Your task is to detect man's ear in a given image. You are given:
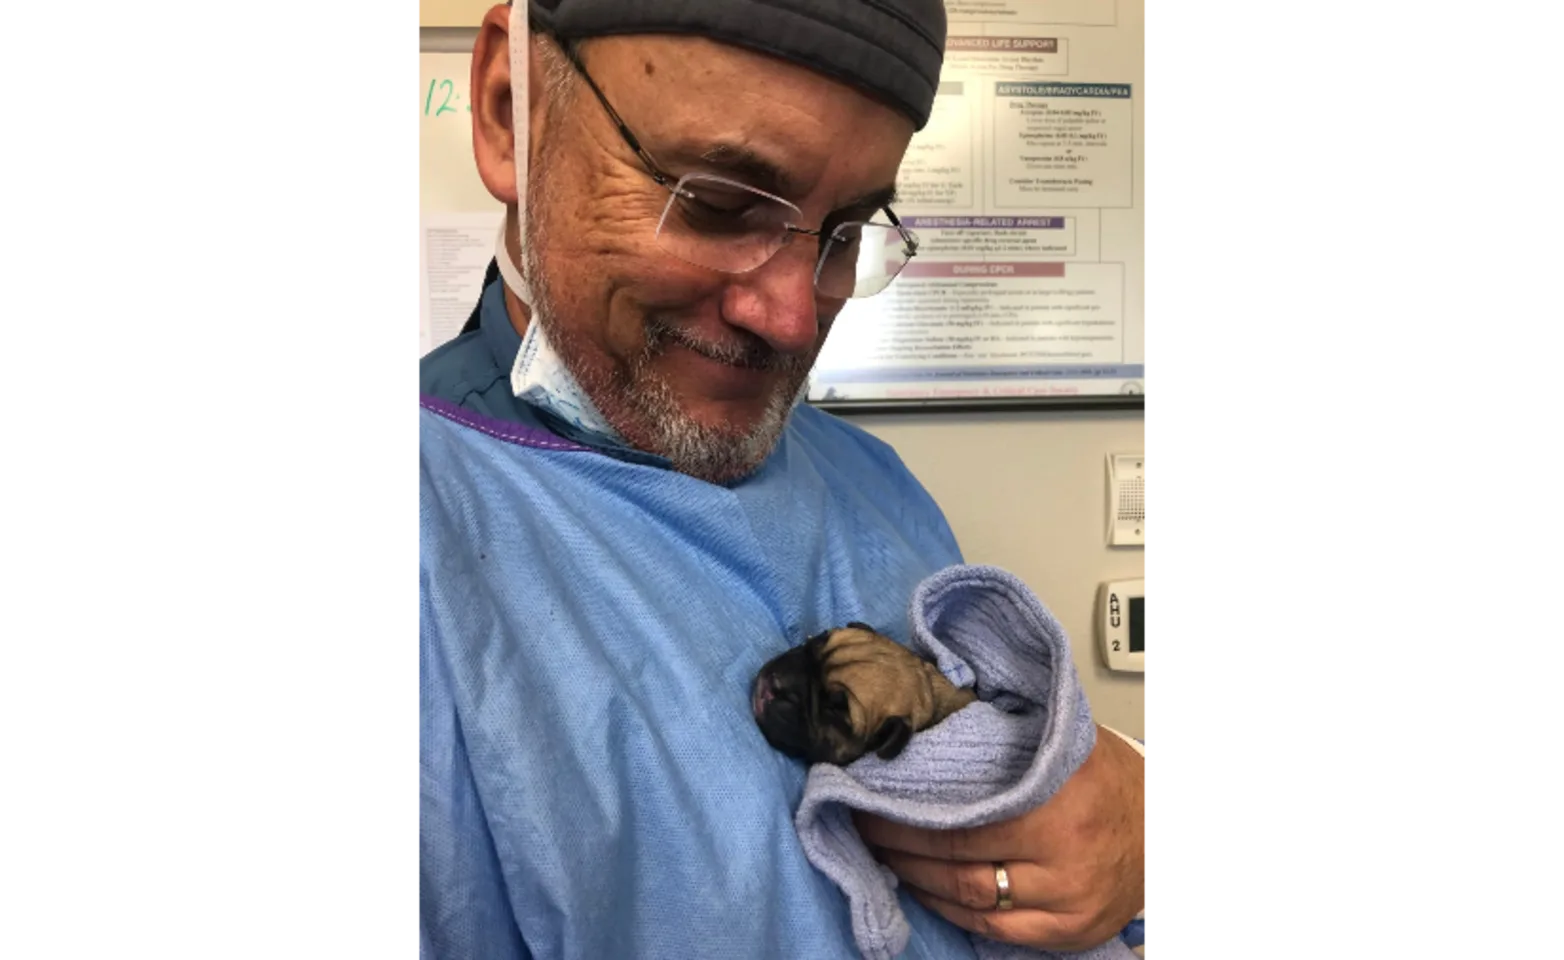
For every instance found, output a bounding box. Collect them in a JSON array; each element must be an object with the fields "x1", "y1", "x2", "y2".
[
  {"x1": 470, "y1": 5, "x2": 551, "y2": 205},
  {"x1": 867, "y1": 717, "x2": 913, "y2": 760}
]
